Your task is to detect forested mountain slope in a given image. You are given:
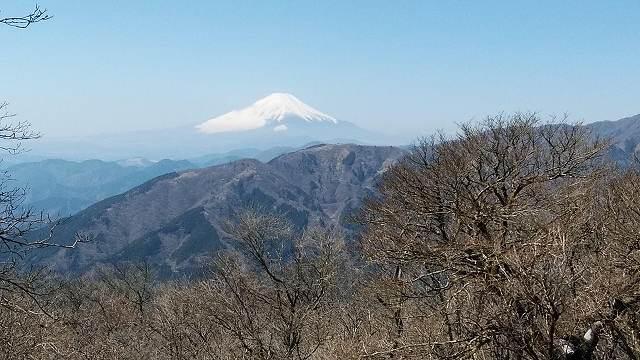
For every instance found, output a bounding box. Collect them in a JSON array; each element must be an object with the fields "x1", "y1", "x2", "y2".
[{"x1": 28, "y1": 144, "x2": 405, "y2": 275}]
